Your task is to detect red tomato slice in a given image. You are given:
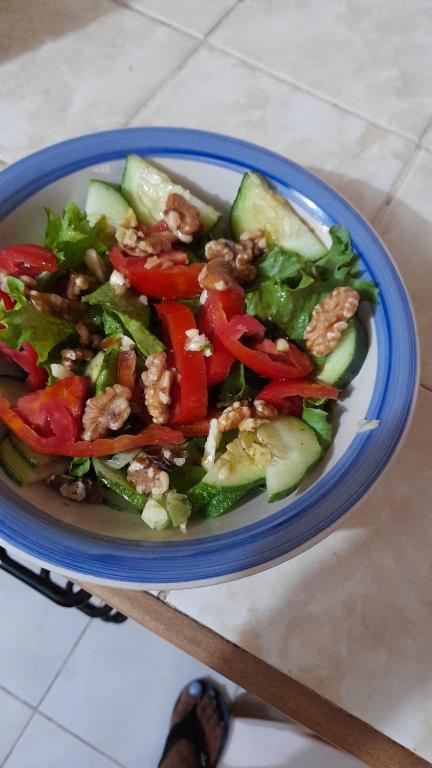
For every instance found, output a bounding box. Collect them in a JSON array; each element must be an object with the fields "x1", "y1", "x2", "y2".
[
  {"x1": 206, "y1": 291, "x2": 313, "y2": 379},
  {"x1": 199, "y1": 286, "x2": 245, "y2": 386},
  {"x1": 14, "y1": 375, "x2": 89, "y2": 442},
  {"x1": 0, "y1": 395, "x2": 183, "y2": 457},
  {"x1": 156, "y1": 301, "x2": 207, "y2": 424},
  {"x1": 0, "y1": 245, "x2": 57, "y2": 277},
  {"x1": 109, "y1": 247, "x2": 201, "y2": 298},
  {"x1": 0, "y1": 341, "x2": 47, "y2": 391},
  {"x1": 118, "y1": 350, "x2": 136, "y2": 391},
  {"x1": 257, "y1": 379, "x2": 339, "y2": 416}
]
